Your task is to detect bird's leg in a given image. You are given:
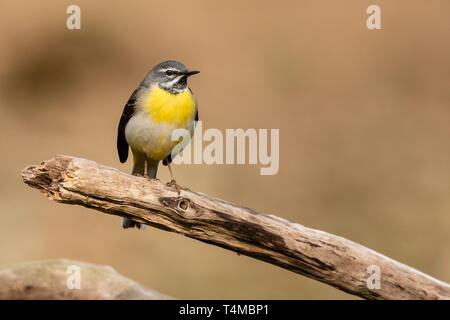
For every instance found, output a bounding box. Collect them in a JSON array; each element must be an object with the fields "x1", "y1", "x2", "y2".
[
  {"x1": 145, "y1": 159, "x2": 160, "y2": 181},
  {"x1": 167, "y1": 163, "x2": 176, "y2": 183},
  {"x1": 166, "y1": 163, "x2": 181, "y2": 196}
]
